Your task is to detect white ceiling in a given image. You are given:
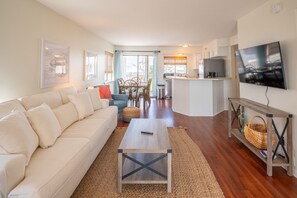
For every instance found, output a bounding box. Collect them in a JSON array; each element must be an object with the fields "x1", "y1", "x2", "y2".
[{"x1": 37, "y1": 0, "x2": 267, "y2": 46}]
